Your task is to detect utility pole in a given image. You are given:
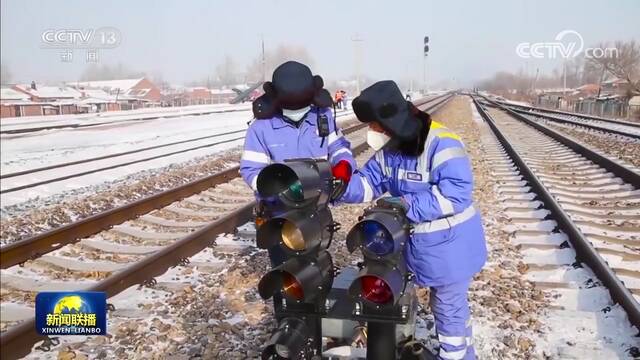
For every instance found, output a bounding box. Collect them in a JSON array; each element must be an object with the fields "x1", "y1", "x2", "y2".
[
  {"x1": 352, "y1": 35, "x2": 363, "y2": 95},
  {"x1": 531, "y1": 67, "x2": 540, "y2": 96}
]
